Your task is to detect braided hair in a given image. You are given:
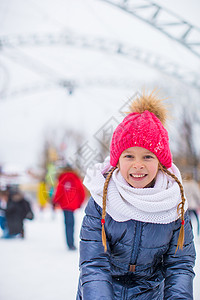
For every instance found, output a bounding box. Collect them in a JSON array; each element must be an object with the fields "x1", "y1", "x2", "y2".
[
  {"x1": 101, "y1": 166, "x2": 117, "y2": 252},
  {"x1": 159, "y1": 164, "x2": 186, "y2": 253}
]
